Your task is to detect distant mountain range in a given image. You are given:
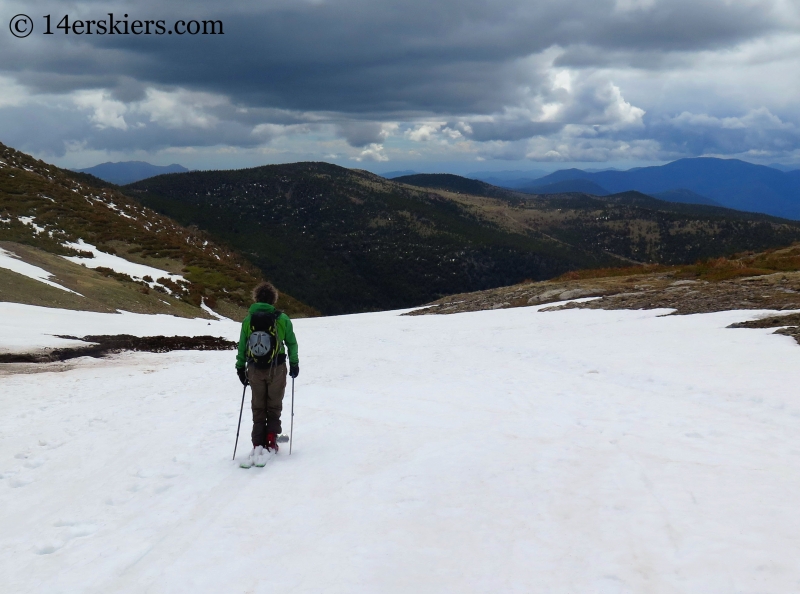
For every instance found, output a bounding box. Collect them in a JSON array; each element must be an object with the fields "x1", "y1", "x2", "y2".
[
  {"x1": 380, "y1": 170, "x2": 419, "y2": 178},
  {"x1": 468, "y1": 169, "x2": 550, "y2": 189},
  {"x1": 768, "y1": 163, "x2": 800, "y2": 172},
  {"x1": 75, "y1": 161, "x2": 189, "y2": 185},
  {"x1": 514, "y1": 158, "x2": 800, "y2": 219}
]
